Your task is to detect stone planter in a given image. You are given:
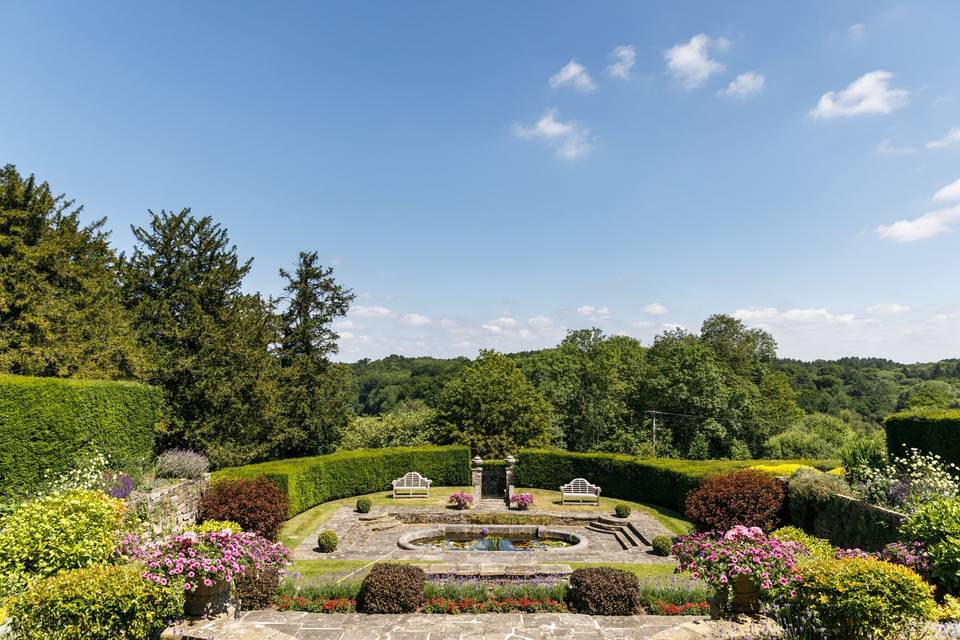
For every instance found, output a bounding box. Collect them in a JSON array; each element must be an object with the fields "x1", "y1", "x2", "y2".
[
  {"x1": 709, "y1": 575, "x2": 760, "y2": 619},
  {"x1": 184, "y1": 579, "x2": 232, "y2": 617}
]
